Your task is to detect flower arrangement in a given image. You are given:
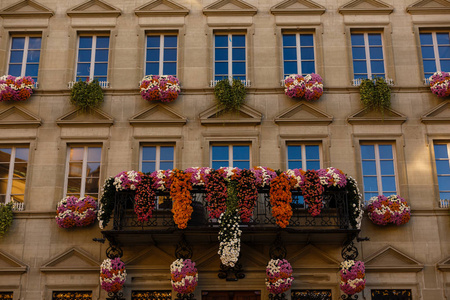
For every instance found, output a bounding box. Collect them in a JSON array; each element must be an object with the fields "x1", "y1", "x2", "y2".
[
  {"x1": 170, "y1": 259, "x2": 198, "y2": 294},
  {"x1": 0, "y1": 75, "x2": 34, "y2": 102},
  {"x1": 251, "y1": 166, "x2": 277, "y2": 188},
  {"x1": 266, "y1": 259, "x2": 294, "y2": 295},
  {"x1": 217, "y1": 167, "x2": 241, "y2": 181},
  {"x1": 113, "y1": 171, "x2": 142, "y2": 192},
  {"x1": 100, "y1": 257, "x2": 127, "y2": 293},
  {"x1": 339, "y1": 260, "x2": 366, "y2": 295},
  {"x1": 367, "y1": 194, "x2": 411, "y2": 226},
  {"x1": 301, "y1": 170, "x2": 324, "y2": 216},
  {"x1": 0, "y1": 202, "x2": 13, "y2": 237},
  {"x1": 318, "y1": 167, "x2": 347, "y2": 189},
  {"x1": 235, "y1": 169, "x2": 258, "y2": 222},
  {"x1": 218, "y1": 211, "x2": 241, "y2": 267},
  {"x1": 214, "y1": 78, "x2": 246, "y2": 111},
  {"x1": 429, "y1": 71, "x2": 450, "y2": 98},
  {"x1": 98, "y1": 177, "x2": 115, "y2": 229},
  {"x1": 150, "y1": 169, "x2": 173, "y2": 191},
  {"x1": 70, "y1": 79, "x2": 104, "y2": 111},
  {"x1": 185, "y1": 167, "x2": 212, "y2": 187},
  {"x1": 134, "y1": 174, "x2": 157, "y2": 222},
  {"x1": 269, "y1": 174, "x2": 293, "y2": 228},
  {"x1": 284, "y1": 169, "x2": 306, "y2": 190},
  {"x1": 140, "y1": 75, "x2": 181, "y2": 102},
  {"x1": 284, "y1": 73, "x2": 323, "y2": 101},
  {"x1": 55, "y1": 196, "x2": 98, "y2": 228},
  {"x1": 359, "y1": 77, "x2": 391, "y2": 113},
  {"x1": 205, "y1": 170, "x2": 228, "y2": 219},
  {"x1": 346, "y1": 176, "x2": 364, "y2": 229},
  {"x1": 170, "y1": 170, "x2": 193, "y2": 229}
]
